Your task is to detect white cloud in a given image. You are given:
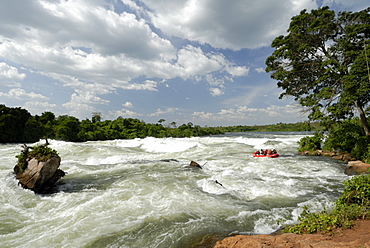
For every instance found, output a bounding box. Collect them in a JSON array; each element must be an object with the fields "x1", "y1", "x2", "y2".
[
  {"x1": 0, "y1": 88, "x2": 49, "y2": 101},
  {"x1": 108, "y1": 108, "x2": 140, "y2": 119},
  {"x1": 191, "y1": 104, "x2": 306, "y2": 126},
  {"x1": 23, "y1": 101, "x2": 57, "y2": 116},
  {"x1": 62, "y1": 102, "x2": 97, "y2": 119},
  {"x1": 209, "y1": 87, "x2": 224, "y2": 97},
  {"x1": 0, "y1": 1, "x2": 250, "y2": 104},
  {"x1": 176, "y1": 45, "x2": 224, "y2": 78},
  {"x1": 255, "y1": 68, "x2": 265, "y2": 73},
  {"x1": 0, "y1": 63, "x2": 26, "y2": 88},
  {"x1": 148, "y1": 107, "x2": 179, "y2": 117},
  {"x1": 123, "y1": 101, "x2": 133, "y2": 108},
  {"x1": 142, "y1": 0, "x2": 318, "y2": 50},
  {"x1": 226, "y1": 66, "x2": 250, "y2": 77}
]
